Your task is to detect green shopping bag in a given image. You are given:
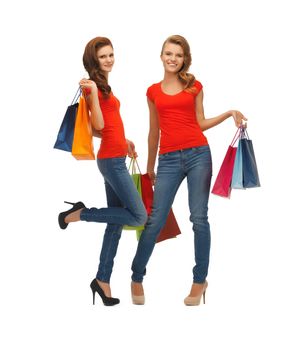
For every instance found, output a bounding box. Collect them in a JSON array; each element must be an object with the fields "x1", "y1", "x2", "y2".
[{"x1": 123, "y1": 158, "x2": 145, "y2": 232}]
